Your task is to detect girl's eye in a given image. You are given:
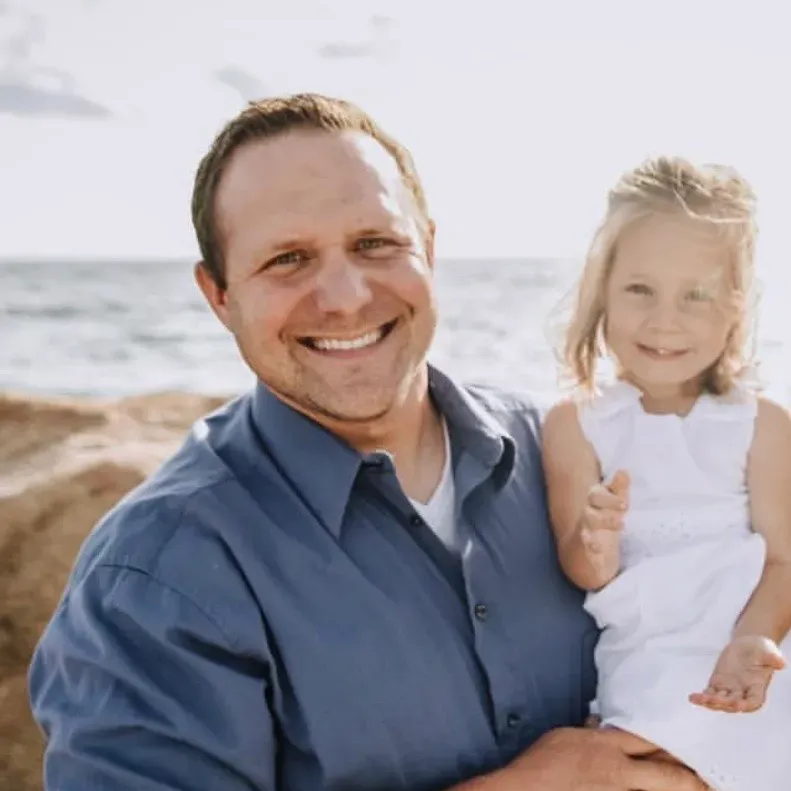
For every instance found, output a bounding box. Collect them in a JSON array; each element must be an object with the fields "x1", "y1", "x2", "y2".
[
  {"x1": 357, "y1": 238, "x2": 391, "y2": 251},
  {"x1": 625, "y1": 283, "x2": 652, "y2": 295},
  {"x1": 686, "y1": 287, "x2": 713, "y2": 301}
]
